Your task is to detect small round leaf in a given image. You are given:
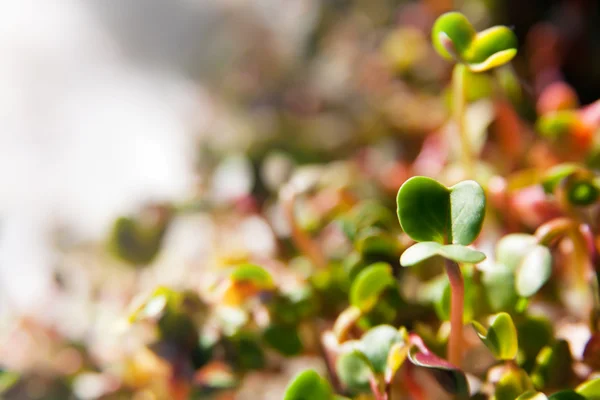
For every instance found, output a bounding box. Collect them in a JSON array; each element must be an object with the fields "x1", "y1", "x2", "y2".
[
  {"x1": 350, "y1": 263, "x2": 395, "y2": 312},
  {"x1": 472, "y1": 312, "x2": 518, "y2": 360}
]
